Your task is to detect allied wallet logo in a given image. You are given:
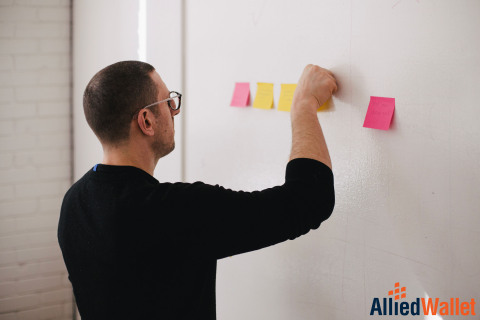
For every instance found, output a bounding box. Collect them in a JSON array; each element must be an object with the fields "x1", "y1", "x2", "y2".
[{"x1": 370, "y1": 282, "x2": 476, "y2": 316}]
